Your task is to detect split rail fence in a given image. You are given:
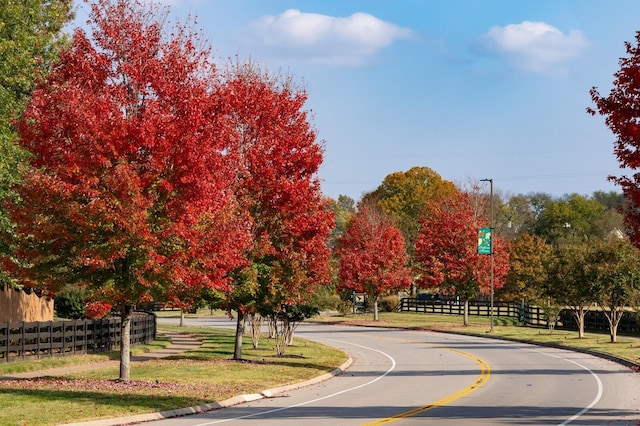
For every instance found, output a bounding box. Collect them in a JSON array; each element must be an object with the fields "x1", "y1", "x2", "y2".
[
  {"x1": 0, "y1": 313, "x2": 156, "y2": 362},
  {"x1": 398, "y1": 297, "x2": 639, "y2": 335}
]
